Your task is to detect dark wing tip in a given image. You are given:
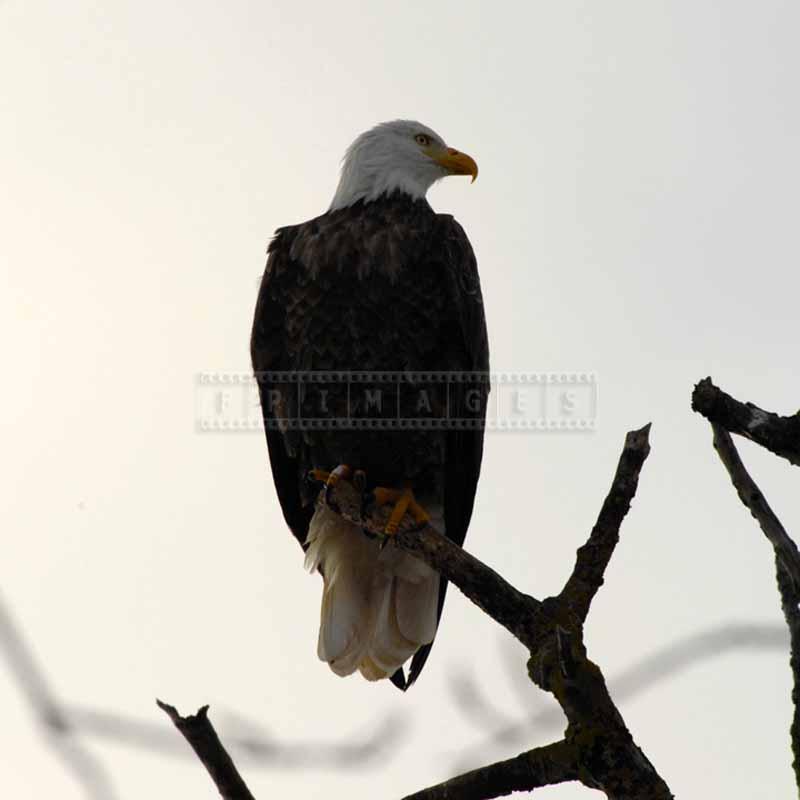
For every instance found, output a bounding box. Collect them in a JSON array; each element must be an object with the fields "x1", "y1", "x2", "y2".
[
  {"x1": 389, "y1": 667, "x2": 407, "y2": 691},
  {"x1": 403, "y1": 643, "x2": 435, "y2": 691}
]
